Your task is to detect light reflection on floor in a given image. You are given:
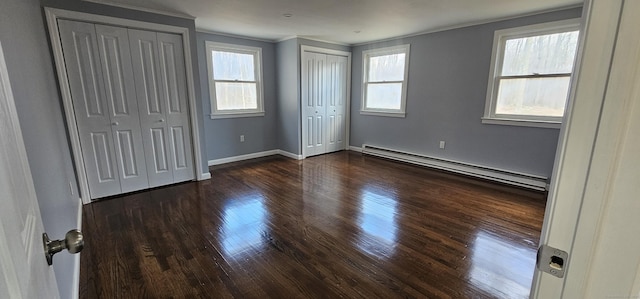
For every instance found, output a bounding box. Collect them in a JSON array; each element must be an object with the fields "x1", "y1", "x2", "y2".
[
  {"x1": 219, "y1": 194, "x2": 266, "y2": 258},
  {"x1": 469, "y1": 231, "x2": 536, "y2": 298},
  {"x1": 356, "y1": 188, "x2": 398, "y2": 257}
]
